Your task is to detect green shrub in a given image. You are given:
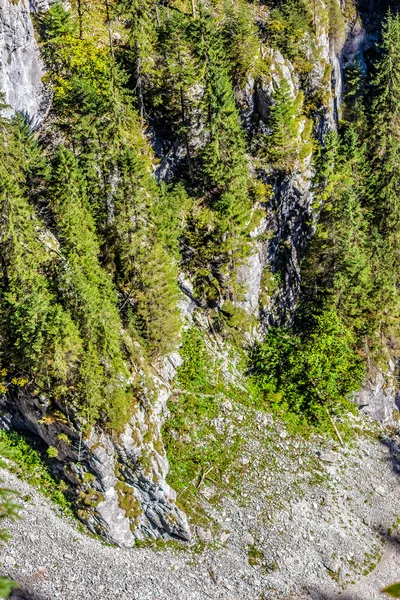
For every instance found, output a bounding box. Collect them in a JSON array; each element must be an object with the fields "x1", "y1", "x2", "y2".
[
  {"x1": 47, "y1": 446, "x2": 59, "y2": 459},
  {"x1": 250, "y1": 309, "x2": 364, "y2": 431},
  {"x1": 0, "y1": 431, "x2": 72, "y2": 514}
]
